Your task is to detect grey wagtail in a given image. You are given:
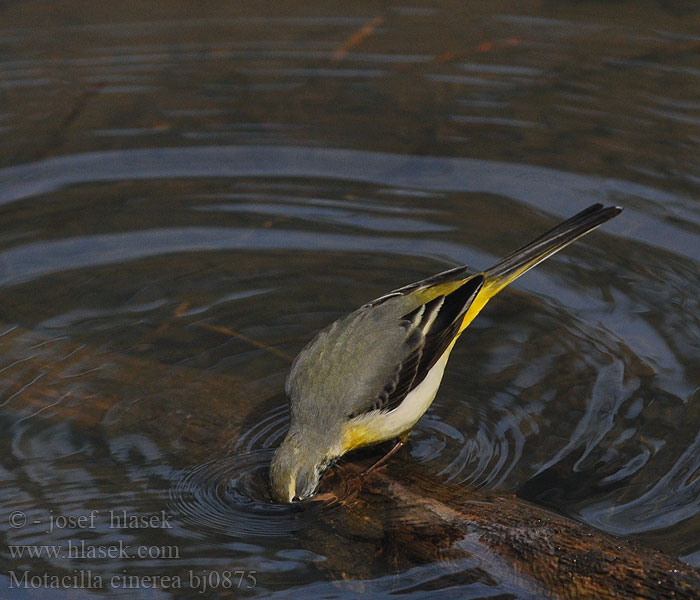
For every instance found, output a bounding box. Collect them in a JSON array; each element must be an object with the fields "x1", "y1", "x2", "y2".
[{"x1": 270, "y1": 203, "x2": 621, "y2": 502}]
